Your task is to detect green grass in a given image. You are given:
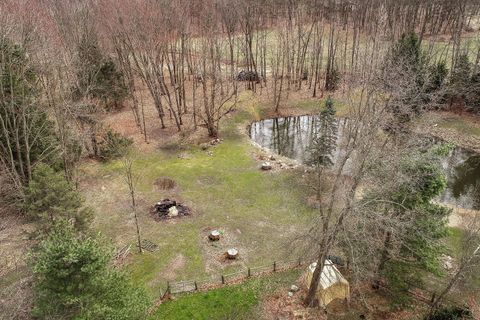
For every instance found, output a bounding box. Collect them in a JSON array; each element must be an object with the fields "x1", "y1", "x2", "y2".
[
  {"x1": 148, "y1": 269, "x2": 301, "y2": 320},
  {"x1": 438, "y1": 118, "x2": 480, "y2": 137},
  {"x1": 80, "y1": 93, "x2": 314, "y2": 296},
  {"x1": 293, "y1": 97, "x2": 349, "y2": 117},
  {"x1": 445, "y1": 227, "x2": 463, "y2": 256}
]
